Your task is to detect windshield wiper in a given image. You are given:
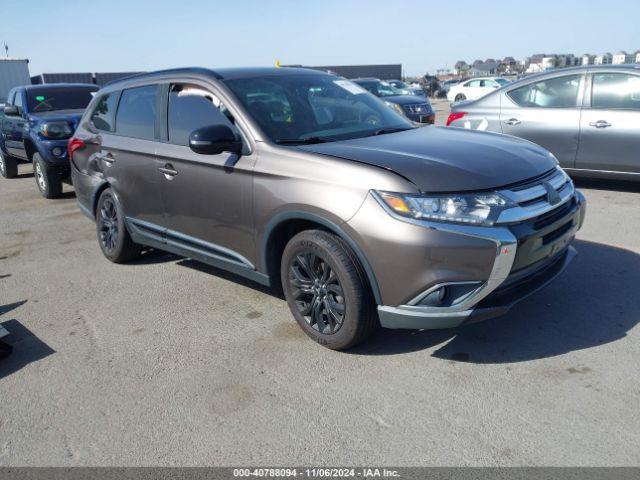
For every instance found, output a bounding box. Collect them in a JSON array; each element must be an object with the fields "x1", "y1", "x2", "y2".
[
  {"x1": 275, "y1": 136, "x2": 329, "y2": 145},
  {"x1": 370, "y1": 127, "x2": 413, "y2": 136}
]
